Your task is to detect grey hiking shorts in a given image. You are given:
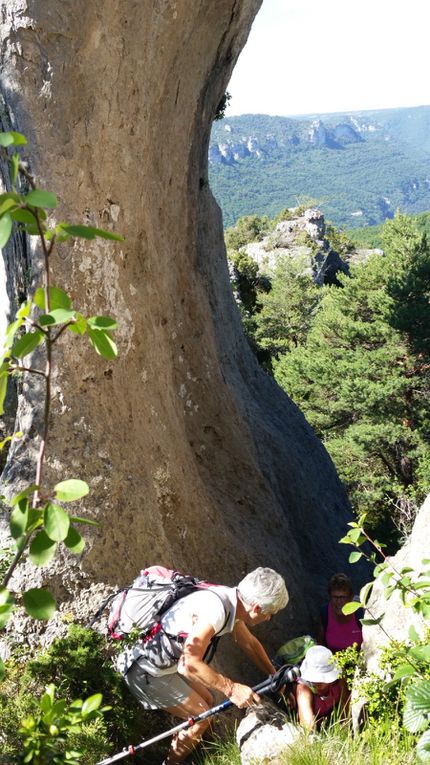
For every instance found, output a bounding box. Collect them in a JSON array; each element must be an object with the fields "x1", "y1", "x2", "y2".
[{"x1": 124, "y1": 659, "x2": 194, "y2": 710}]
